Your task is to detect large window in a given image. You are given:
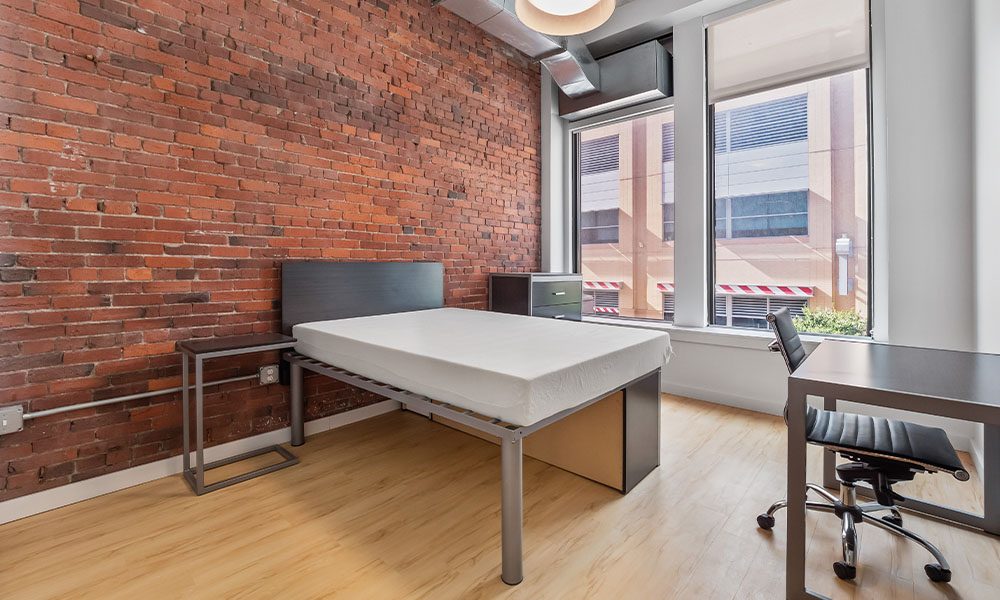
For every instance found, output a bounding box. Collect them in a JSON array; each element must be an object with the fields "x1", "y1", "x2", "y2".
[
  {"x1": 577, "y1": 111, "x2": 675, "y2": 322},
  {"x1": 568, "y1": 0, "x2": 871, "y2": 336},
  {"x1": 708, "y1": 0, "x2": 871, "y2": 337}
]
